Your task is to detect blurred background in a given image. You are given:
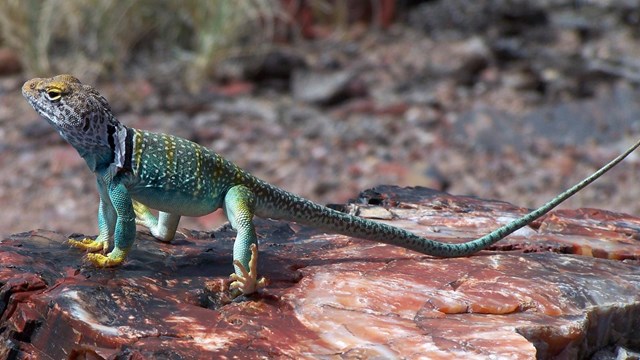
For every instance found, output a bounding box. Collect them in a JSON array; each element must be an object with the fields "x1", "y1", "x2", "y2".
[{"x1": 0, "y1": 0, "x2": 639, "y2": 236}]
